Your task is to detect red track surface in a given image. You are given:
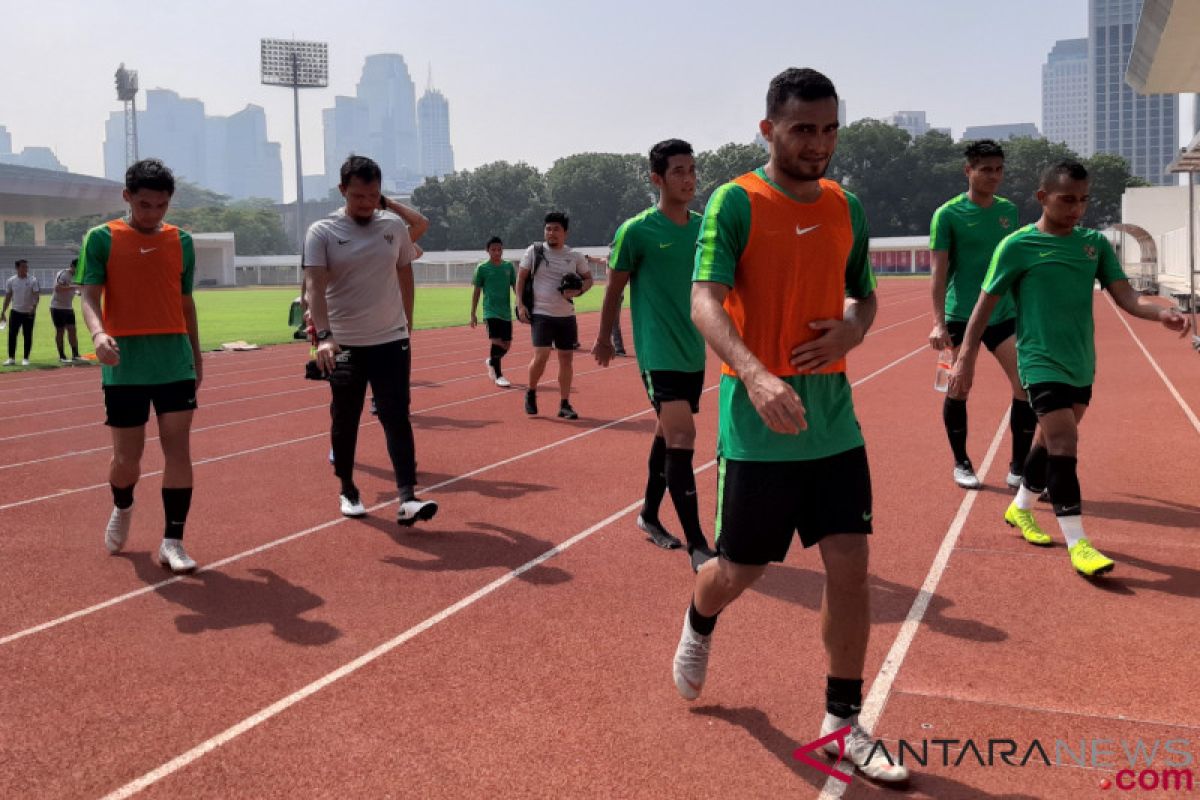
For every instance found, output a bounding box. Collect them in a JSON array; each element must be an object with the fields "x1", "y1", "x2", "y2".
[{"x1": 1, "y1": 278, "x2": 1196, "y2": 799}]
